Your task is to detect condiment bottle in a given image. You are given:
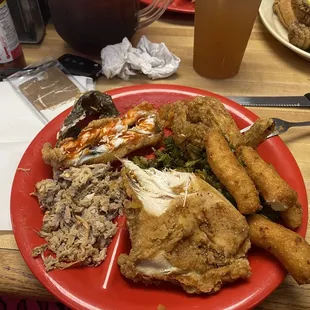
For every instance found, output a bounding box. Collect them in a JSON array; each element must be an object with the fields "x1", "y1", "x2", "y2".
[{"x1": 0, "y1": 0, "x2": 26, "y2": 70}]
